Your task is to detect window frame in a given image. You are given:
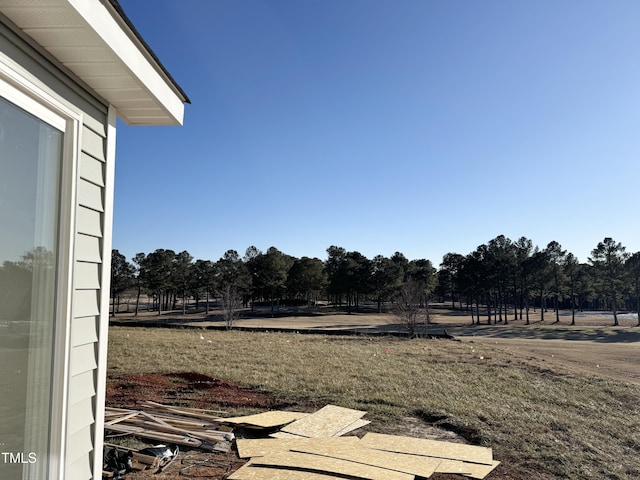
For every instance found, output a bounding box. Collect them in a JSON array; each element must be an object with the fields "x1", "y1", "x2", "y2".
[{"x1": 0, "y1": 52, "x2": 81, "y2": 480}]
